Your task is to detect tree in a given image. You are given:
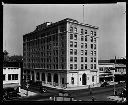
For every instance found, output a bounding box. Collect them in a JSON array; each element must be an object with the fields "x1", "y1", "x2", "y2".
[
  {"x1": 3, "y1": 50, "x2": 9, "y2": 62},
  {"x1": 9, "y1": 55, "x2": 23, "y2": 62}
]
